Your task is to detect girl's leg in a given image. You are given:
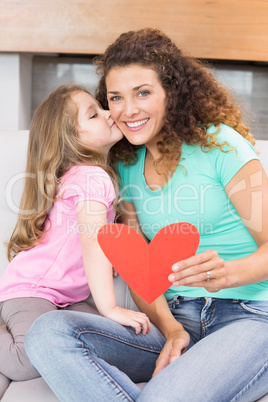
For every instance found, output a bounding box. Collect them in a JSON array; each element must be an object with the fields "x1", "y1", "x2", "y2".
[
  {"x1": 25, "y1": 310, "x2": 166, "y2": 402},
  {"x1": 0, "y1": 372, "x2": 11, "y2": 400},
  {"x1": 137, "y1": 298, "x2": 268, "y2": 402},
  {"x1": 0, "y1": 298, "x2": 57, "y2": 383},
  {"x1": 0, "y1": 325, "x2": 11, "y2": 399},
  {"x1": 64, "y1": 300, "x2": 99, "y2": 314}
]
